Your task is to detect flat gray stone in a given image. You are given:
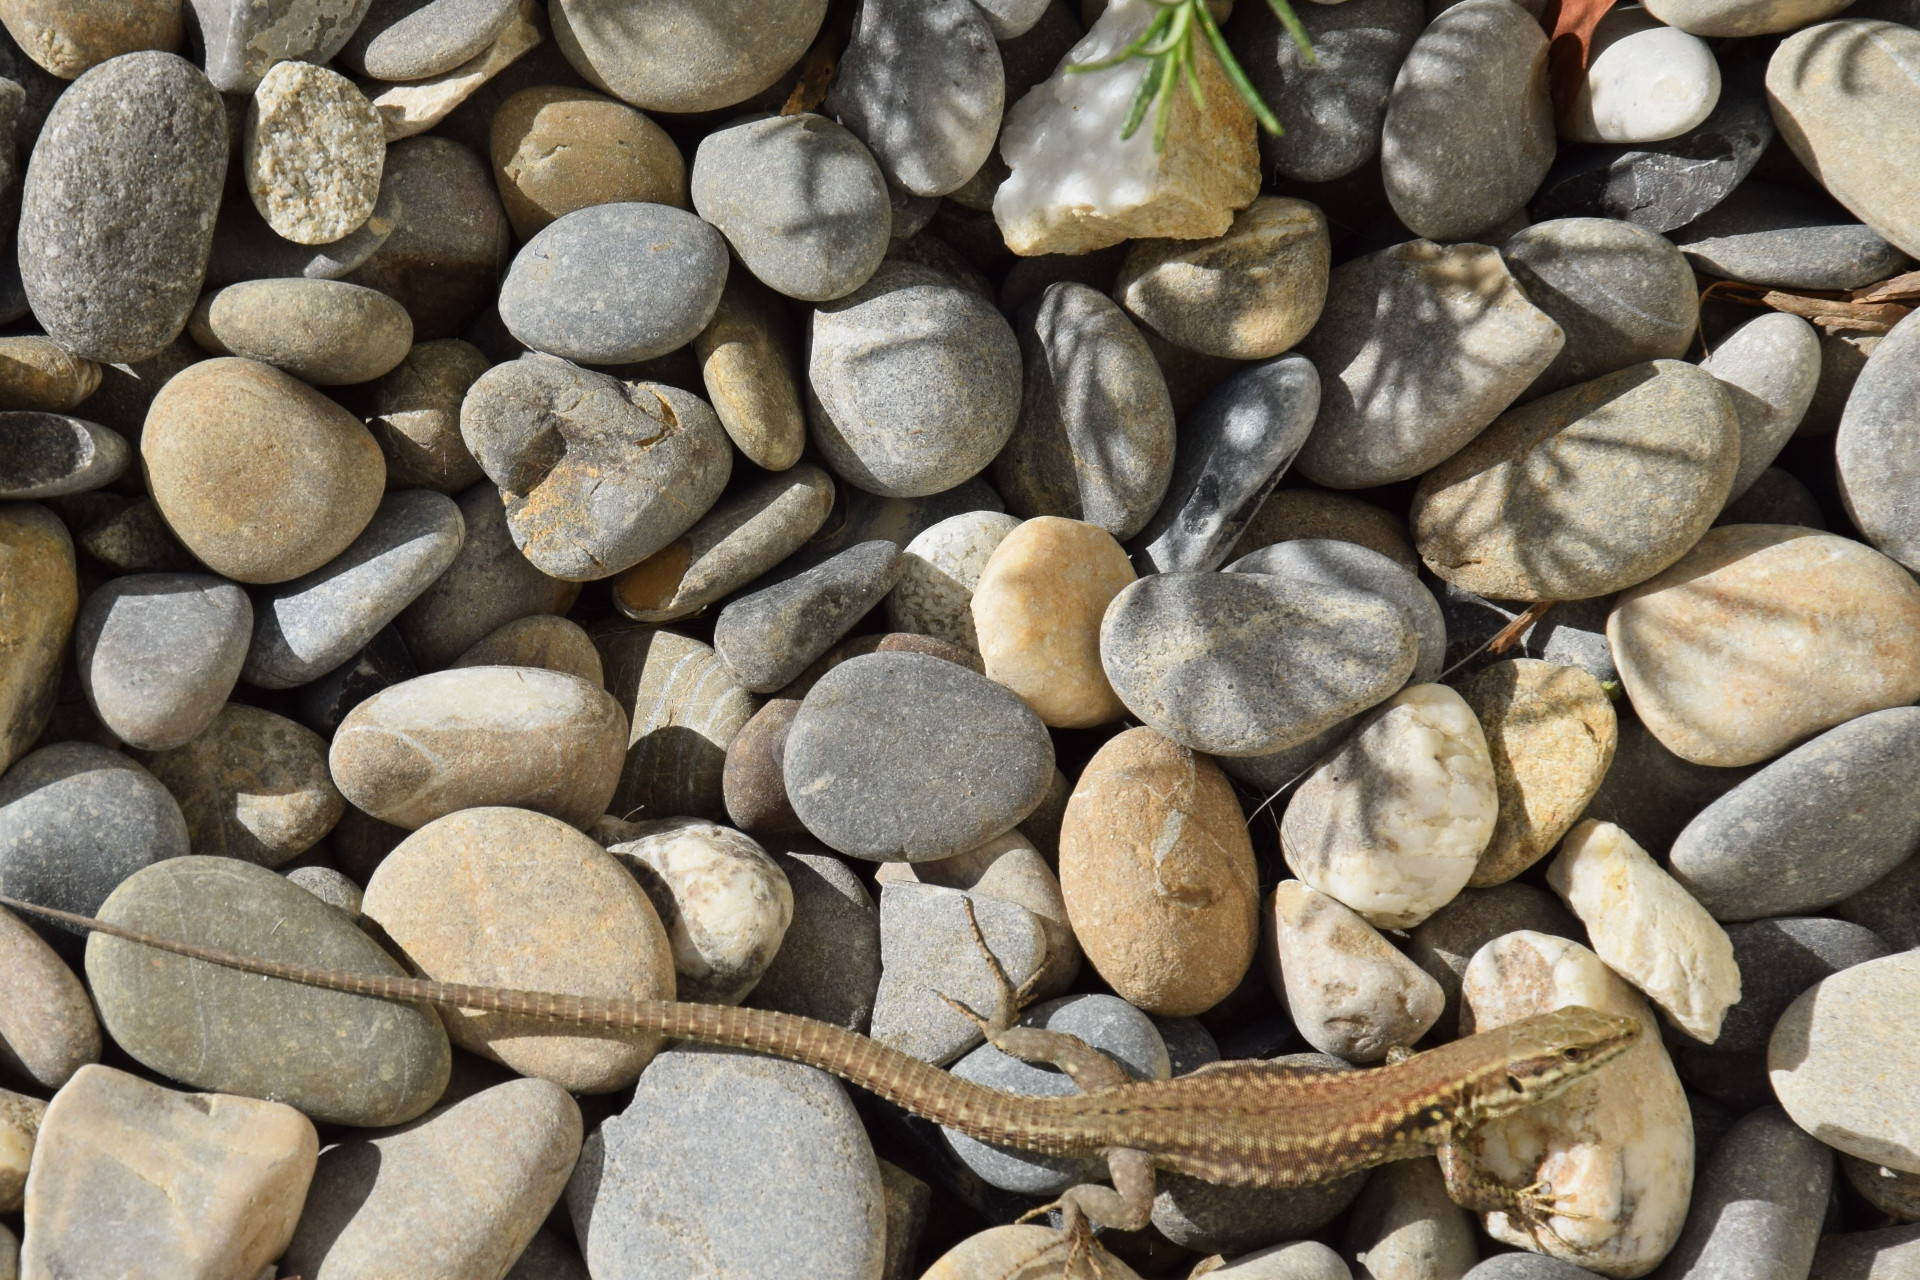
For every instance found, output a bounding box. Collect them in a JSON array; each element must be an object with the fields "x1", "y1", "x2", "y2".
[
  {"x1": 1131, "y1": 355, "x2": 1319, "y2": 574},
  {"x1": 785, "y1": 652, "x2": 1053, "y2": 860},
  {"x1": 499, "y1": 202, "x2": 728, "y2": 365},
  {"x1": 1769, "y1": 950, "x2": 1920, "y2": 1174},
  {"x1": 1650, "y1": 1106, "x2": 1831, "y2": 1280},
  {"x1": 1670, "y1": 707, "x2": 1920, "y2": 921},
  {"x1": 75, "y1": 574, "x2": 251, "y2": 751},
  {"x1": 566, "y1": 1045, "x2": 884, "y2": 1280},
  {"x1": 692, "y1": 113, "x2": 890, "y2": 303},
  {"x1": 19, "y1": 52, "x2": 227, "y2": 363},
  {"x1": 1671, "y1": 179, "x2": 1912, "y2": 291},
  {"x1": 243, "y1": 489, "x2": 464, "y2": 690},
  {"x1": 993, "y1": 281, "x2": 1175, "y2": 541},
  {"x1": 85, "y1": 855, "x2": 451, "y2": 1126},
  {"x1": 1100, "y1": 570, "x2": 1416, "y2": 757},
  {"x1": 870, "y1": 881, "x2": 1047, "y2": 1064},
  {"x1": 1837, "y1": 308, "x2": 1920, "y2": 572},
  {"x1": 1230, "y1": 538, "x2": 1446, "y2": 684},
  {"x1": 0, "y1": 414, "x2": 128, "y2": 499},
  {"x1": 715, "y1": 541, "x2": 902, "y2": 694},
  {"x1": 189, "y1": 0, "x2": 373, "y2": 93},
  {"x1": 1702, "y1": 313, "x2": 1820, "y2": 503},
  {"x1": 549, "y1": 0, "x2": 828, "y2": 115},
  {"x1": 394, "y1": 481, "x2": 569, "y2": 668},
  {"x1": 1717, "y1": 918, "x2": 1891, "y2": 1055},
  {"x1": 746, "y1": 845, "x2": 881, "y2": 1033},
  {"x1": 1809, "y1": 1224, "x2": 1920, "y2": 1280},
  {"x1": 336, "y1": 0, "x2": 519, "y2": 80}
]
